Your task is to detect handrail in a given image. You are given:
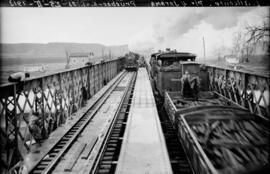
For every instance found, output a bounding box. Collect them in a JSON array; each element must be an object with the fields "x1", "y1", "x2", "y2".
[
  {"x1": 204, "y1": 63, "x2": 269, "y2": 78},
  {"x1": 0, "y1": 58, "x2": 124, "y2": 88}
]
